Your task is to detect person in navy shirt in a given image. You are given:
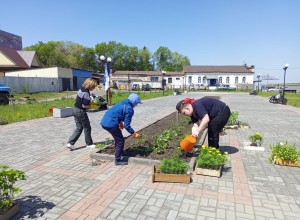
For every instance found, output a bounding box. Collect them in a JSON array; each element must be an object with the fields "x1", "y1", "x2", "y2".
[
  {"x1": 67, "y1": 78, "x2": 98, "y2": 150},
  {"x1": 176, "y1": 97, "x2": 230, "y2": 149},
  {"x1": 101, "y1": 93, "x2": 142, "y2": 165}
]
